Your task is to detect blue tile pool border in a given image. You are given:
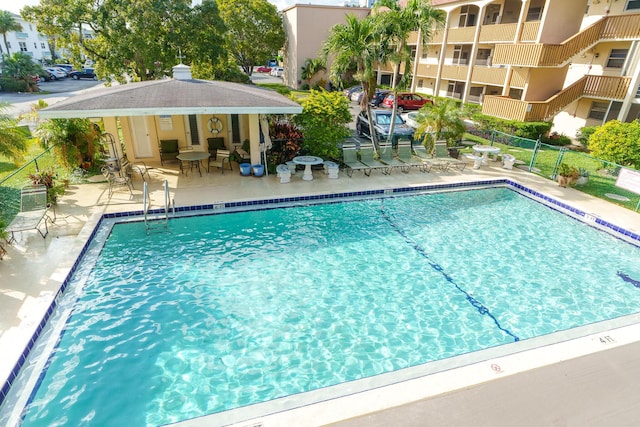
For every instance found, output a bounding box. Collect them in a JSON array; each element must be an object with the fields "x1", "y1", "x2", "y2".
[{"x1": 2, "y1": 178, "x2": 639, "y2": 407}]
